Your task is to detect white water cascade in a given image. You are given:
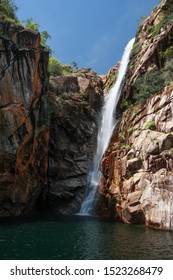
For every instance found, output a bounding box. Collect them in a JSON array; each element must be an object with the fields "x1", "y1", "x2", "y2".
[{"x1": 79, "y1": 38, "x2": 135, "y2": 215}]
